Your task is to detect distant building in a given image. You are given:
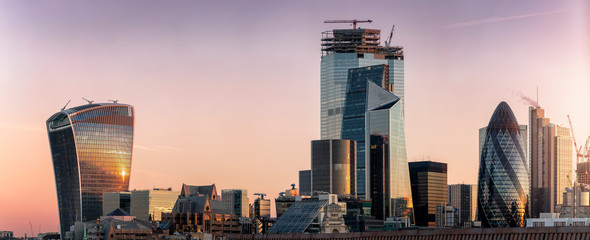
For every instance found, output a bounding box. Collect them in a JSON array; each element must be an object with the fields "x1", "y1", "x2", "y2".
[
  {"x1": 478, "y1": 102, "x2": 529, "y2": 227},
  {"x1": 435, "y1": 204, "x2": 457, "y2": 228},
  {"x1": 102, "y1": 192, "x2": 131, "y2": 216},
  {"x1": 409, "y1": 161, "x2": 448, "y2": 227},
  {"x1": 365, "y1": 81, "x2": 413, "y2": 223},
  {"x1": 65, "y1": 209, "x2": 152, "y2": 240},
  {"x1": 221, "y1": 189, "x2": 249, "y2": 218},
  {"x1": 254, "y1": 196, "x2": 271, "y2": 219},
  {"x1": 530, "y1": 106, "x2": 573, "y2": 217},
  {"x1": 160, "y1": 184, "x2": 240, "y2": 238},
  {"x1": 299, "y1": 170, "x2": 311, "y2": 196},
  {"x1": 558, "y1": 183, "x2": 590, "y2": 218},
  {"x1": 46, "y1": 103, "x2": 135, "y2": 235},
  {"x1": 311, "y1": 139, "x2": 356, "y2": 196},
  {"x1": 131, "y1": 188, "x2": 179, "y2": 222},
  {"x1": 448, "y1": 184, "x2": 477, "y2": 227},
  {"x1": 275, "y1": 184, "x2": 301, "y2": 218},
  {"x1": 578, "y1": 162, "x2": 590, "y2": 185},
  {"x1": 526, "y1": 213, "x2": 590, "y2": 227},
  {"x1": 0, "y1": 231, "x2": 13, "y2": 240}
]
